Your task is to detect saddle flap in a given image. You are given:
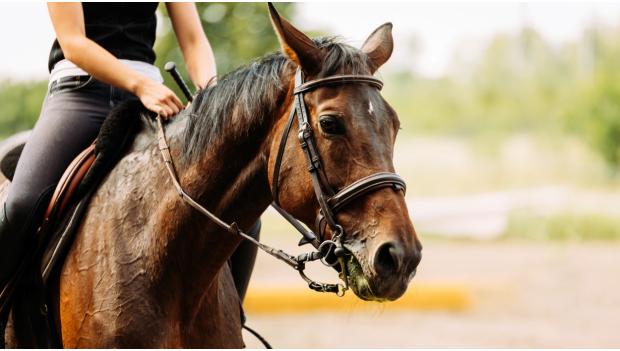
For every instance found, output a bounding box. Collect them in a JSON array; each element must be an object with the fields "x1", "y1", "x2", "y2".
[{"x1": 42, "y1": 143, "x2": 96, "y2": 226}]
